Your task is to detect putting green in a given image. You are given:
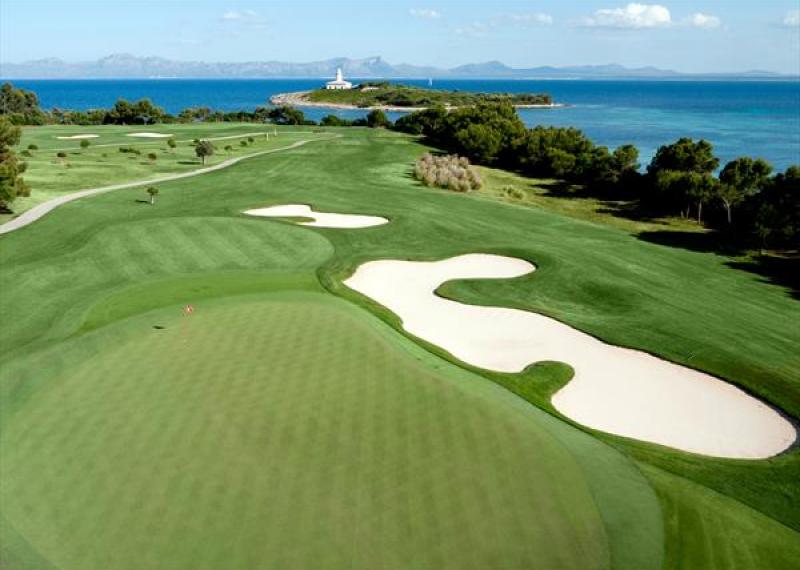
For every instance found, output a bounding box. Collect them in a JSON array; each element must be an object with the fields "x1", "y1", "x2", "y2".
[{"x1": 1, "y1": 292, "x2": 661, "y2": 569}]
